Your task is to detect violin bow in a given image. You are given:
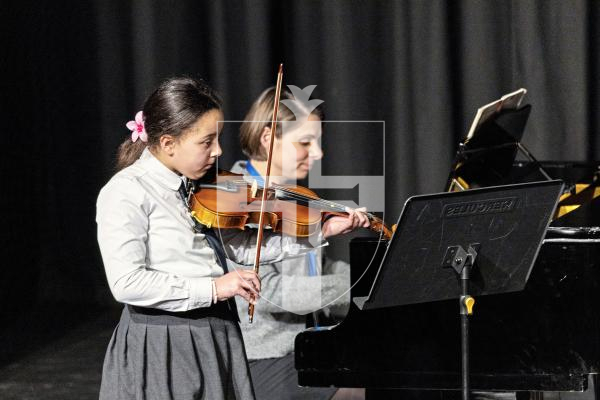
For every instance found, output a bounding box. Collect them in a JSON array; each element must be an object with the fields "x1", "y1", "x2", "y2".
[{"x1": 248, "y1": 64, "x2": 284, "y2": 323}]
